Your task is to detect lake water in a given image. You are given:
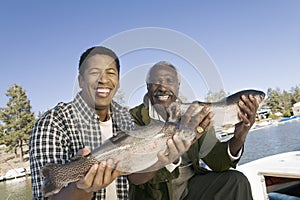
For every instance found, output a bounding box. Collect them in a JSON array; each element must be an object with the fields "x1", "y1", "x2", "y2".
[
  {"x1": 239, "y1": 119, "x2": 300, "y2": 164},
  {"x1": 0, "y1": 176, "x2": 32, "y2": 200},
  {"x1": 0, "y1": 120, "x2": 299, "y2": 199}
]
